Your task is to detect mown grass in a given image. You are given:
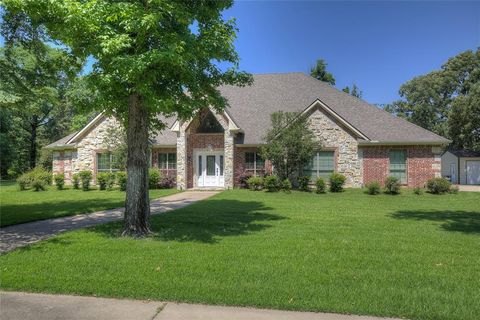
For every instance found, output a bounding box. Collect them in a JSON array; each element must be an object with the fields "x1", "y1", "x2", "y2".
[
  {"x1": 0, "y1": 180, "x2": 179, "y2": 227},
  {"x1": 1, "y1": 189, "x2": 479, "y2": 320}
]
